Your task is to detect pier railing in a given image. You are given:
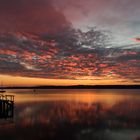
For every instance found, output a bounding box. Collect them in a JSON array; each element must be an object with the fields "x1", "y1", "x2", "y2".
[
  {"x1": 0, "y1": 94, "x2": 14, "y2": 102},
  {"x1": 0, "y1": 94, "x2": 14, "y2": 118}
]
